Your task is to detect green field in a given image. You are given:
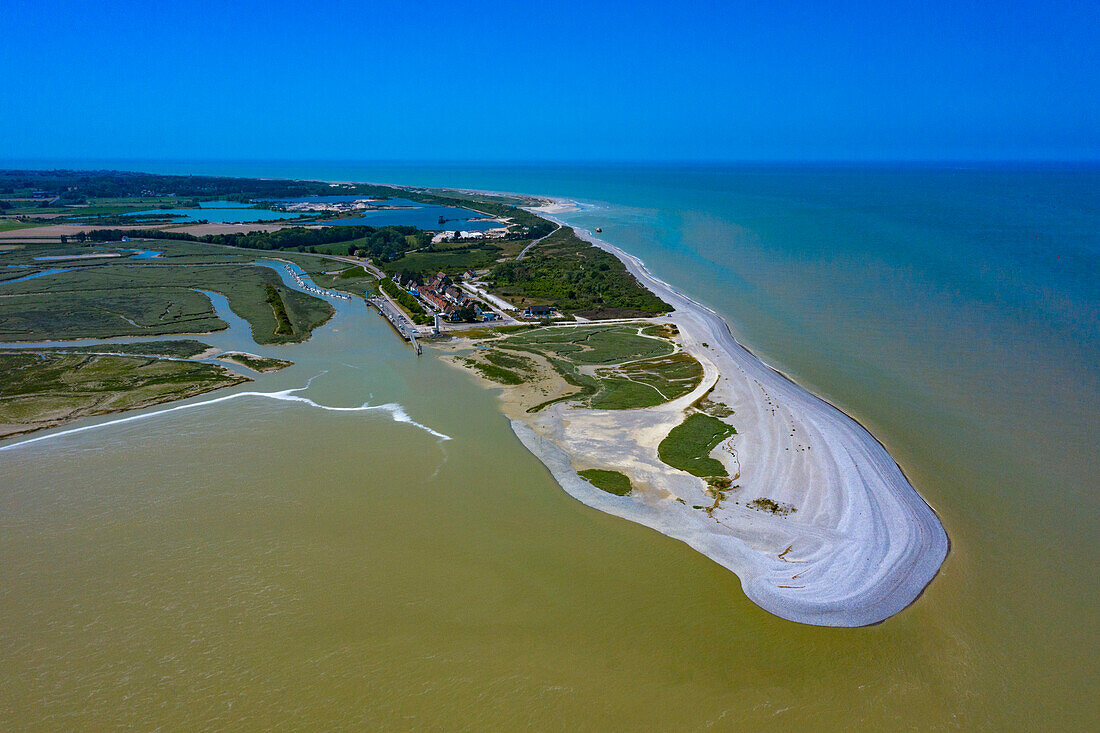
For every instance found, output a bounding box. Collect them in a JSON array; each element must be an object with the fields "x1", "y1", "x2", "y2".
[
  {"x1": 308, "y1": 264, "x2": 376, "y2": 298},
  {"x1": 381, "y1": 242, "x2": 508, "y2": 281},
  {"x1": 657, "y1": 413, "x2": 736, "y2": 478},
  {"x1": 0, "y1": 197, "x2": 189, "y2": 219},
  {"x1": 0, "y1": 352, "x2": 247, "y2": 439},
  {"x1": 577, "y1": 469, "x2": 633, "y2": 496},
  {"x1": 0, "y1": 220, "x2": 45, "y2": 232},
  {"x1": 0, "y1": 238, "x2": 341, "y2": 274}
]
